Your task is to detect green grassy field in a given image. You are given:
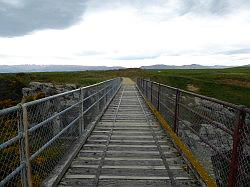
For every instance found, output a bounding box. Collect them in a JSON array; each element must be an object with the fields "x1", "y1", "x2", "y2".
[
  {"x1": 0, "y1": 67, "x2": 249, "y2": 108},
  {"x1": 149, "y1": 67, "x2": 250, "y2": 107}
]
